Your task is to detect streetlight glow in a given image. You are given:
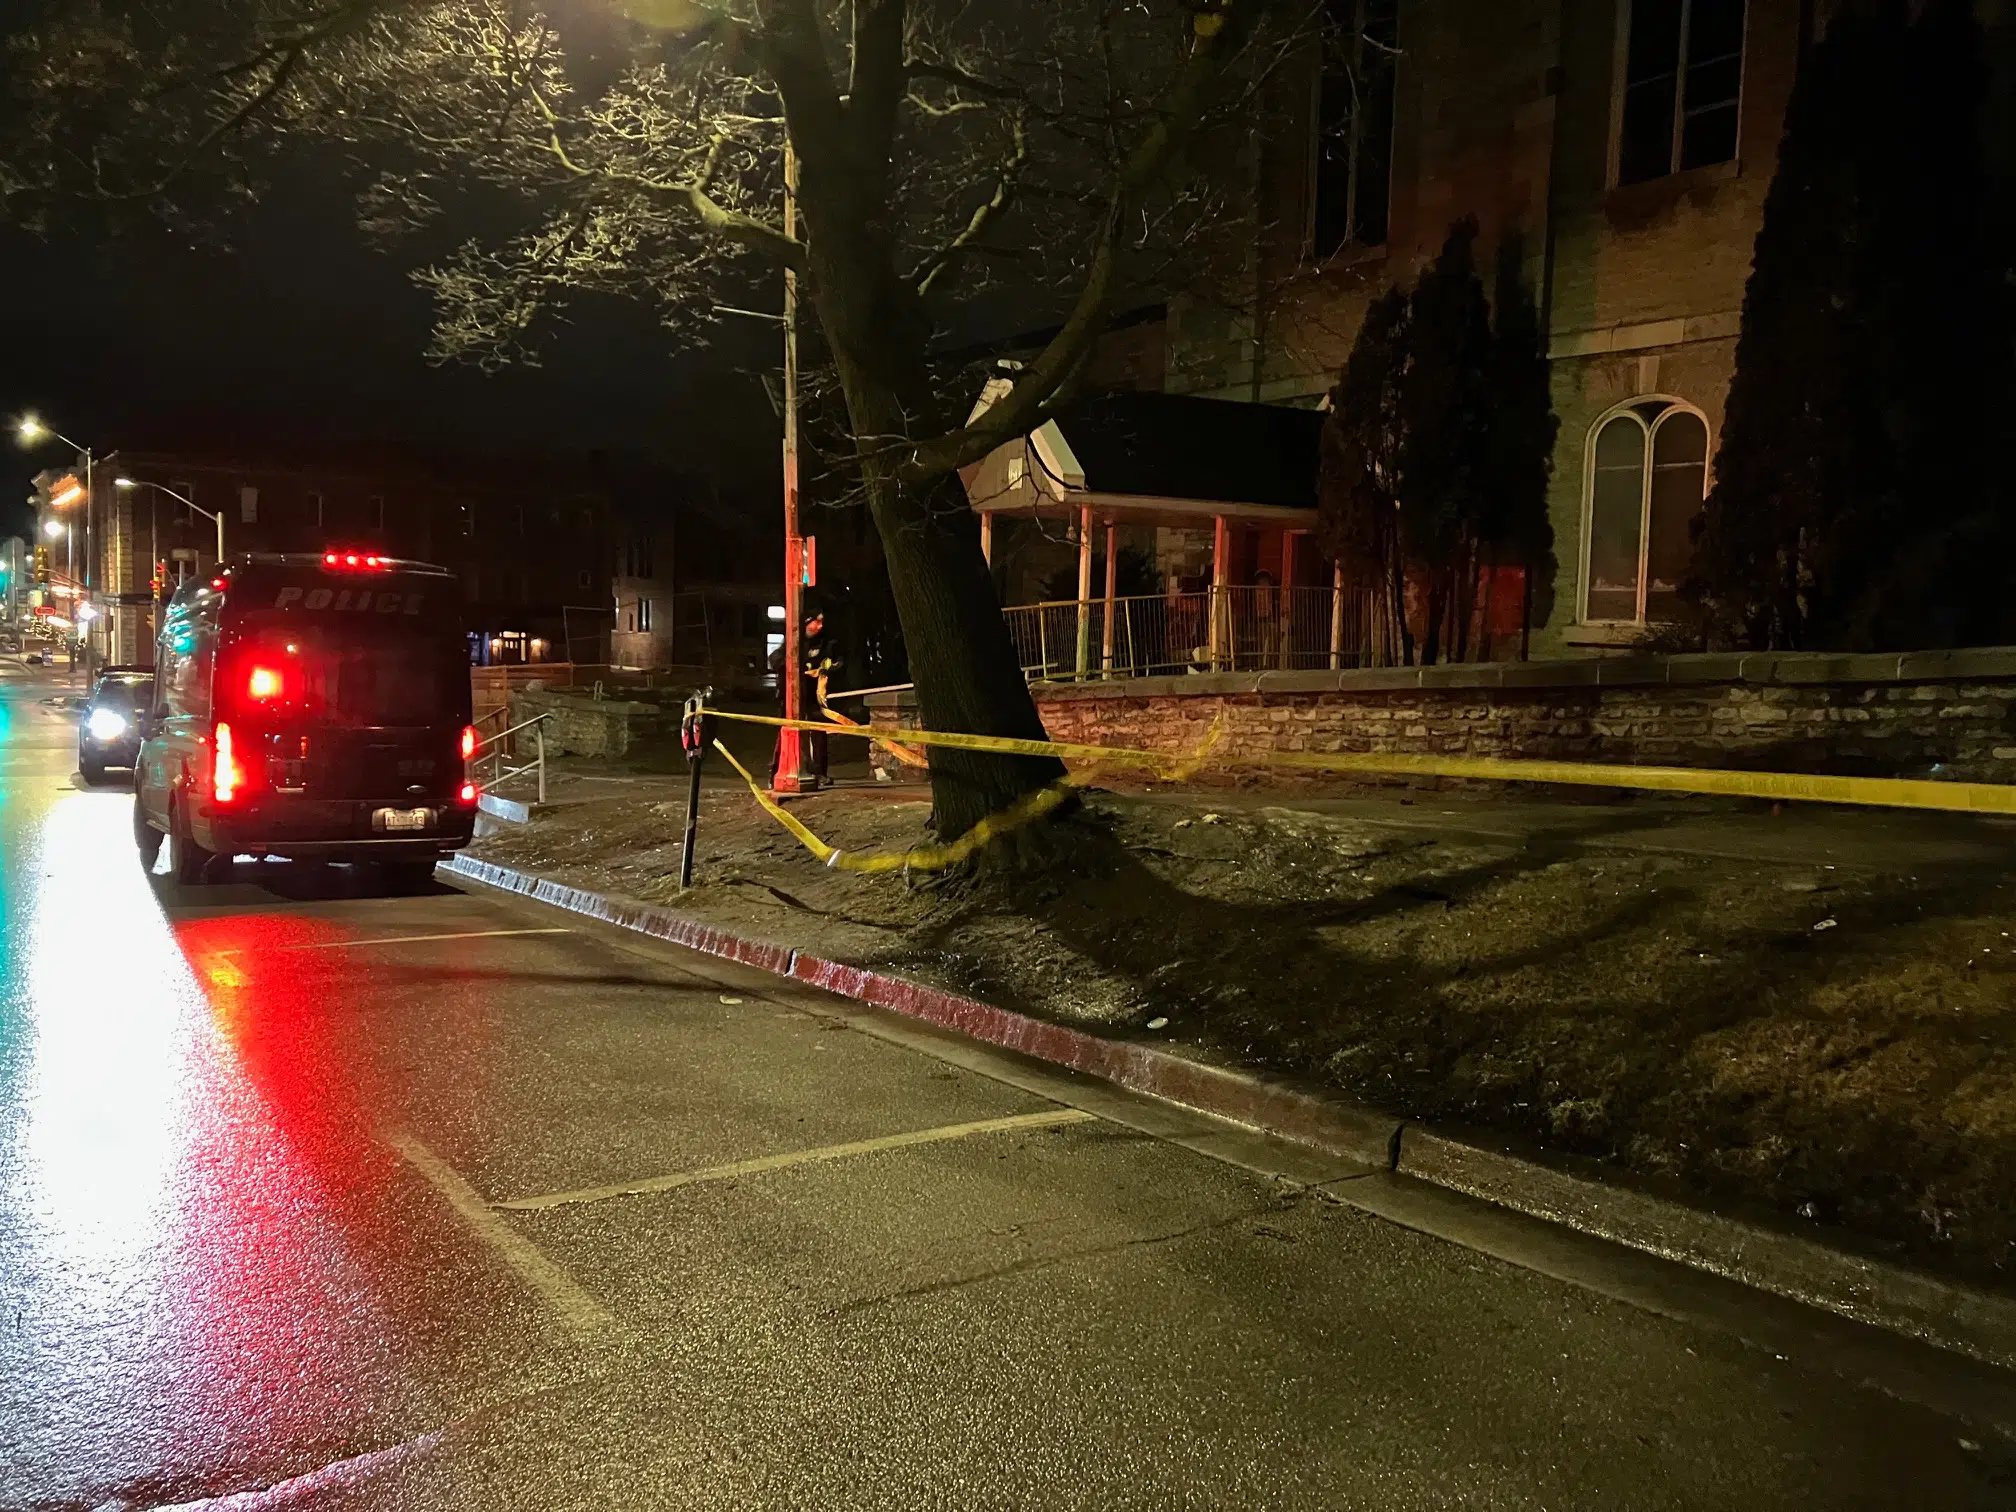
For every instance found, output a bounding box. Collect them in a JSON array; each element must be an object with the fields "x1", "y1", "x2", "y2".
[
  {"x1": 42, "y1": 519, "x2": 64, "y2": 540},
  {"x1": 15, "y1": 416, "x2": 48, "y2": 446},
  {"x1": 114, "y1": 477, "x2": 137, "y2": 489}
]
